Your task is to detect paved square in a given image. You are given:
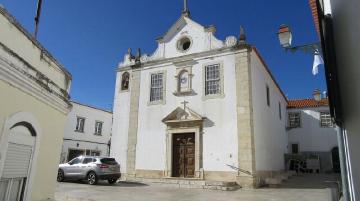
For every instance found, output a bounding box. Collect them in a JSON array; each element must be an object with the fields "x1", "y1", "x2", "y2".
[{"x1": 55, "y1": 174, "x2": 339, "y2": 201}]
